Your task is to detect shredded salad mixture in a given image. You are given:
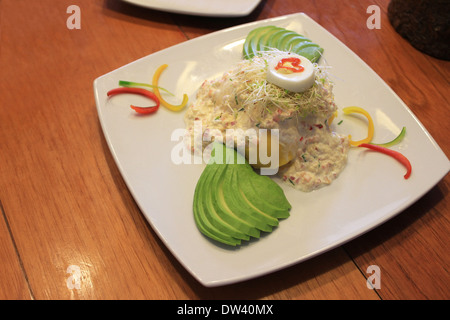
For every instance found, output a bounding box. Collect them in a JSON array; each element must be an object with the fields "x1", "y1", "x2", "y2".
[
  {"x1": 103, "y1": 27, "x2": 413, "y2": 248},
  {"x1": 184, "y1": 51, "x2": 350, "y2": 192},
  {"x1": 106, "y1": 54, "x2": 411, "y2": 193}
]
